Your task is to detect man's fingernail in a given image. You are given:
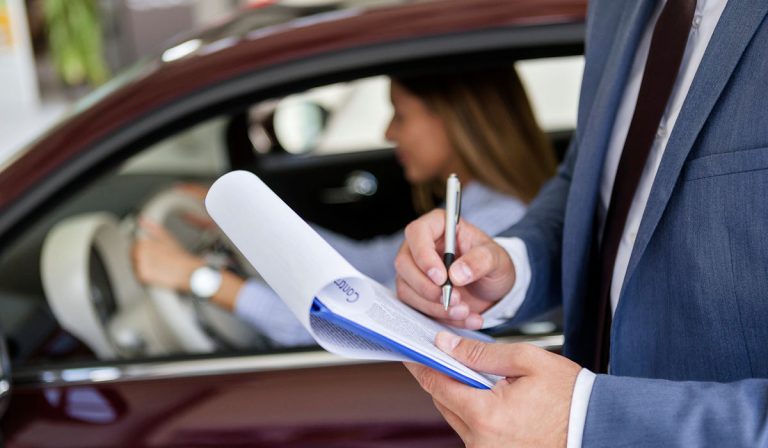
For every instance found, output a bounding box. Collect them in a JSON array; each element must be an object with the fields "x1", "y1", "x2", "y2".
[
  {"x1": 435, "y1": 331, "x2": 461, "y2": 353},
  {"x1": 448, "y1": 304, "x2": 469, "y2": 320},
  {"x1": 465, "y1": 315, "x2": 483, "y2": 330},
  {"x1": 451, "y1": 262, "x2": 472, "y2": 285},
  {"x1": 427, "y1": 268, "x2": 443, "y2": 285}
]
